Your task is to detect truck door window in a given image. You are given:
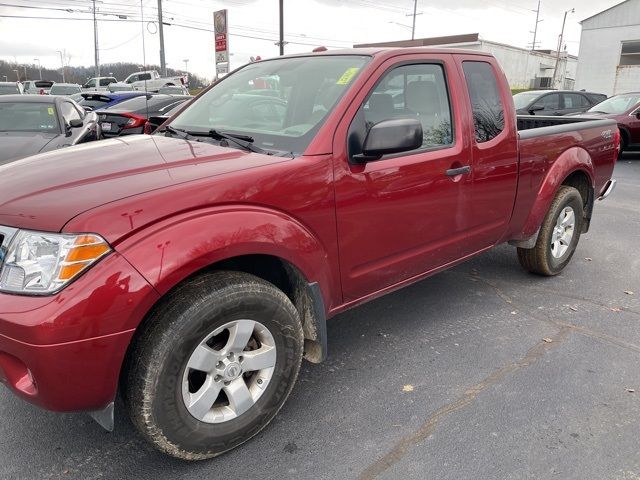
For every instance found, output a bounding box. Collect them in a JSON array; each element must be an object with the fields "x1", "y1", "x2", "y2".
[
  {"x1": 362, "y1": 63, "x2": 453, "y2": 147},
  {"x1": 139, "y1": 73, "x2": 152, "y2": 81},
  {"x1": 85, "y1": 79, "x2": 96, "y2": 88},
  {"x1": 462, "y1": 61, "x2": 505, "y2": 143}
]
